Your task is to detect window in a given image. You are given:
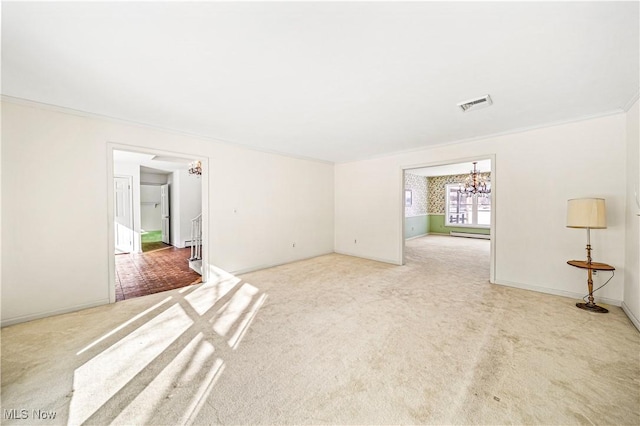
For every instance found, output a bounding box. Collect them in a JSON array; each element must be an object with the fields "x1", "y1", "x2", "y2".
[
  {"x1": 405, "y1": 190, "x2": 412, "y2": 207},
  {"x1": 445, "y1": 184, "x2": 491, "y2": 228}
]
